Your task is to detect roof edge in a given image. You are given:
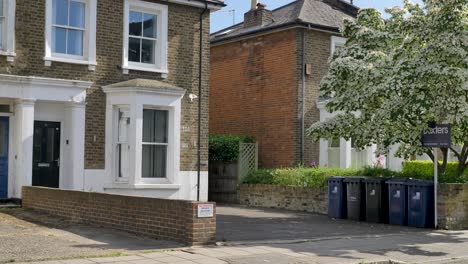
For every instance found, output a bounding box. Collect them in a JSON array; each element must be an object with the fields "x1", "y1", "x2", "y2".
[{"x1": 211, "y1": 21, "x2": 341, "y2": 45}]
